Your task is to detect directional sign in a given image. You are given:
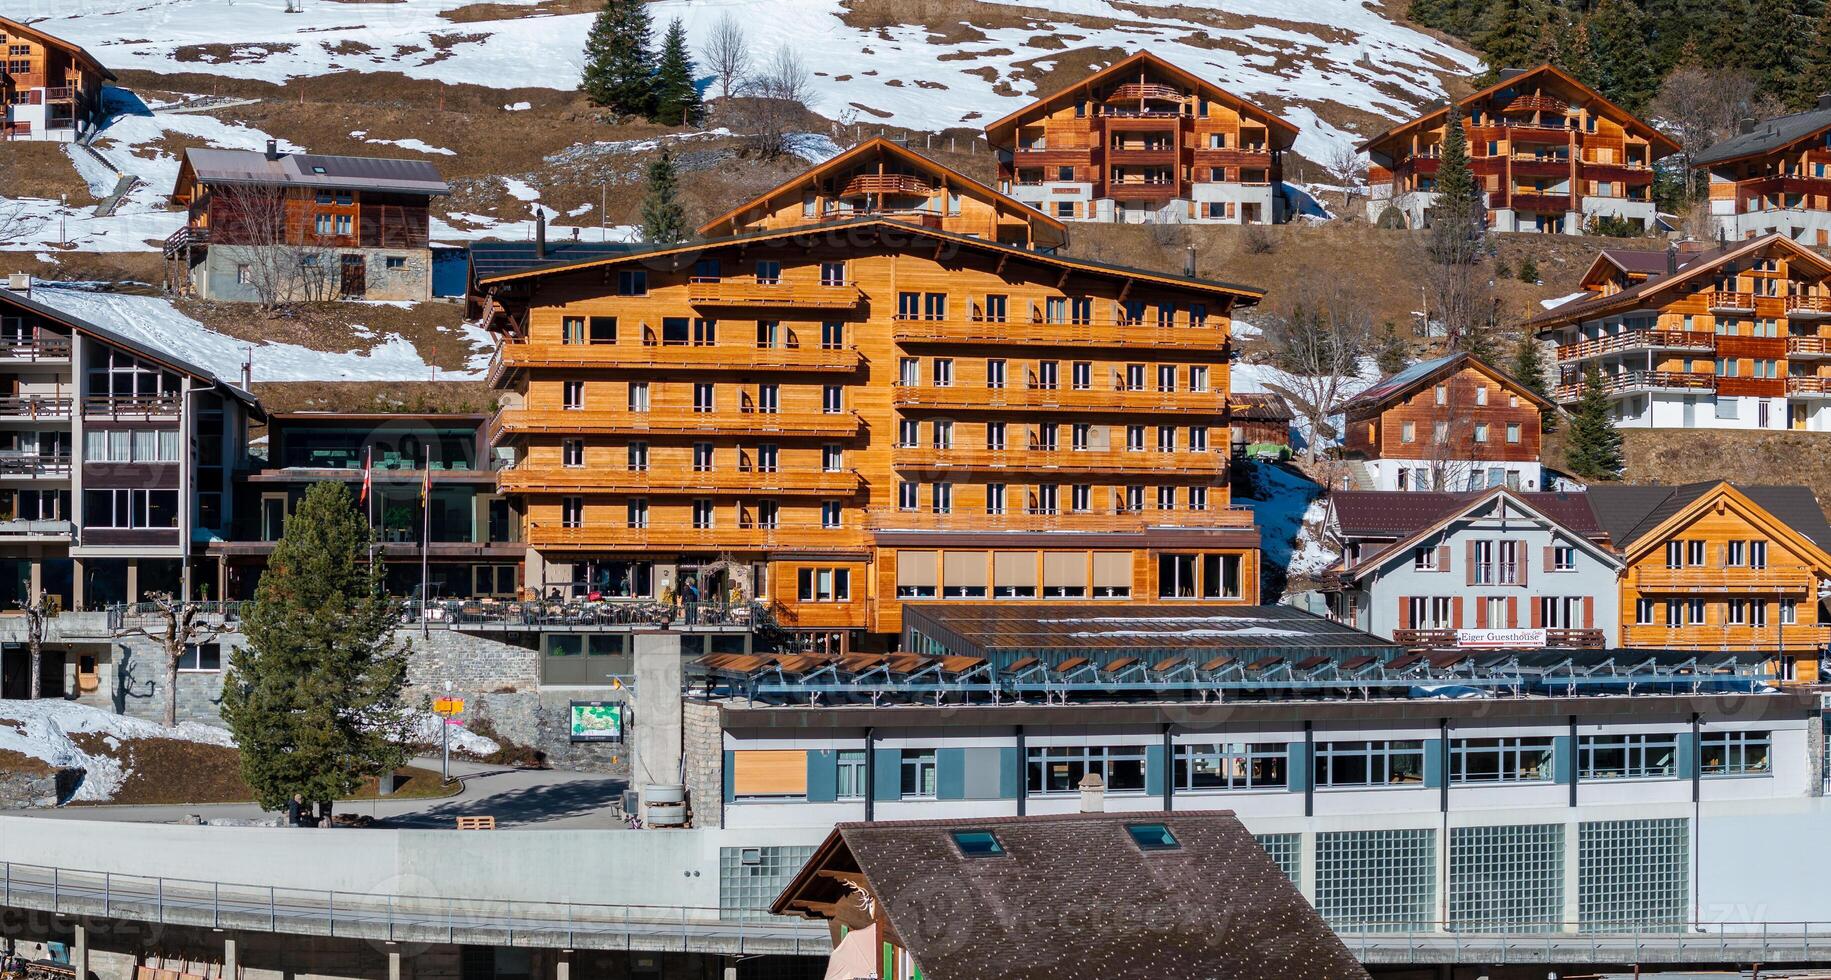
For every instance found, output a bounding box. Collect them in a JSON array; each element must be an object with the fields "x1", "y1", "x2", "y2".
[{"x1": 433, "y1": 697, "x2": 465, "y2": 717}]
